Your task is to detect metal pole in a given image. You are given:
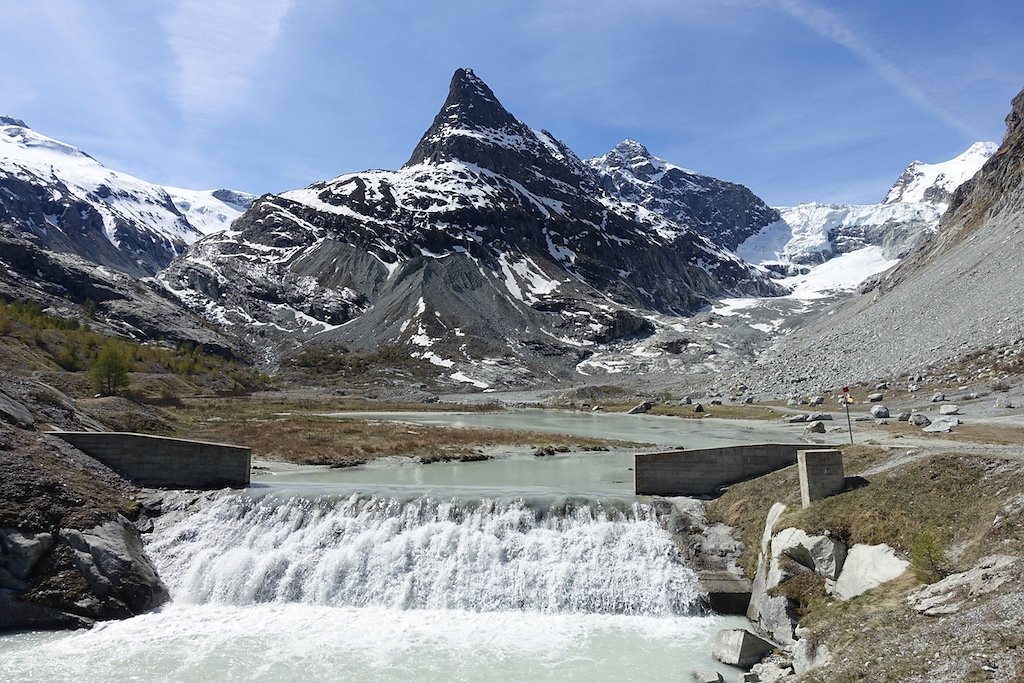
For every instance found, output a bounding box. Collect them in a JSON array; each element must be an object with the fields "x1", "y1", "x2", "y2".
[{"x1": 845, "y1": 399, "x2": 854, "y2": 444}]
